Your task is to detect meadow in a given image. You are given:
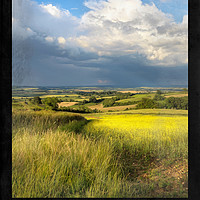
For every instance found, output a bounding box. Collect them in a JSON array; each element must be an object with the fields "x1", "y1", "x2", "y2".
[
  {"x1": 12, "y1": 87, "x2": 188, "y2": 198},
  {"x1": 84, "y1": 113, "x2": 187, "y2": 163}
]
